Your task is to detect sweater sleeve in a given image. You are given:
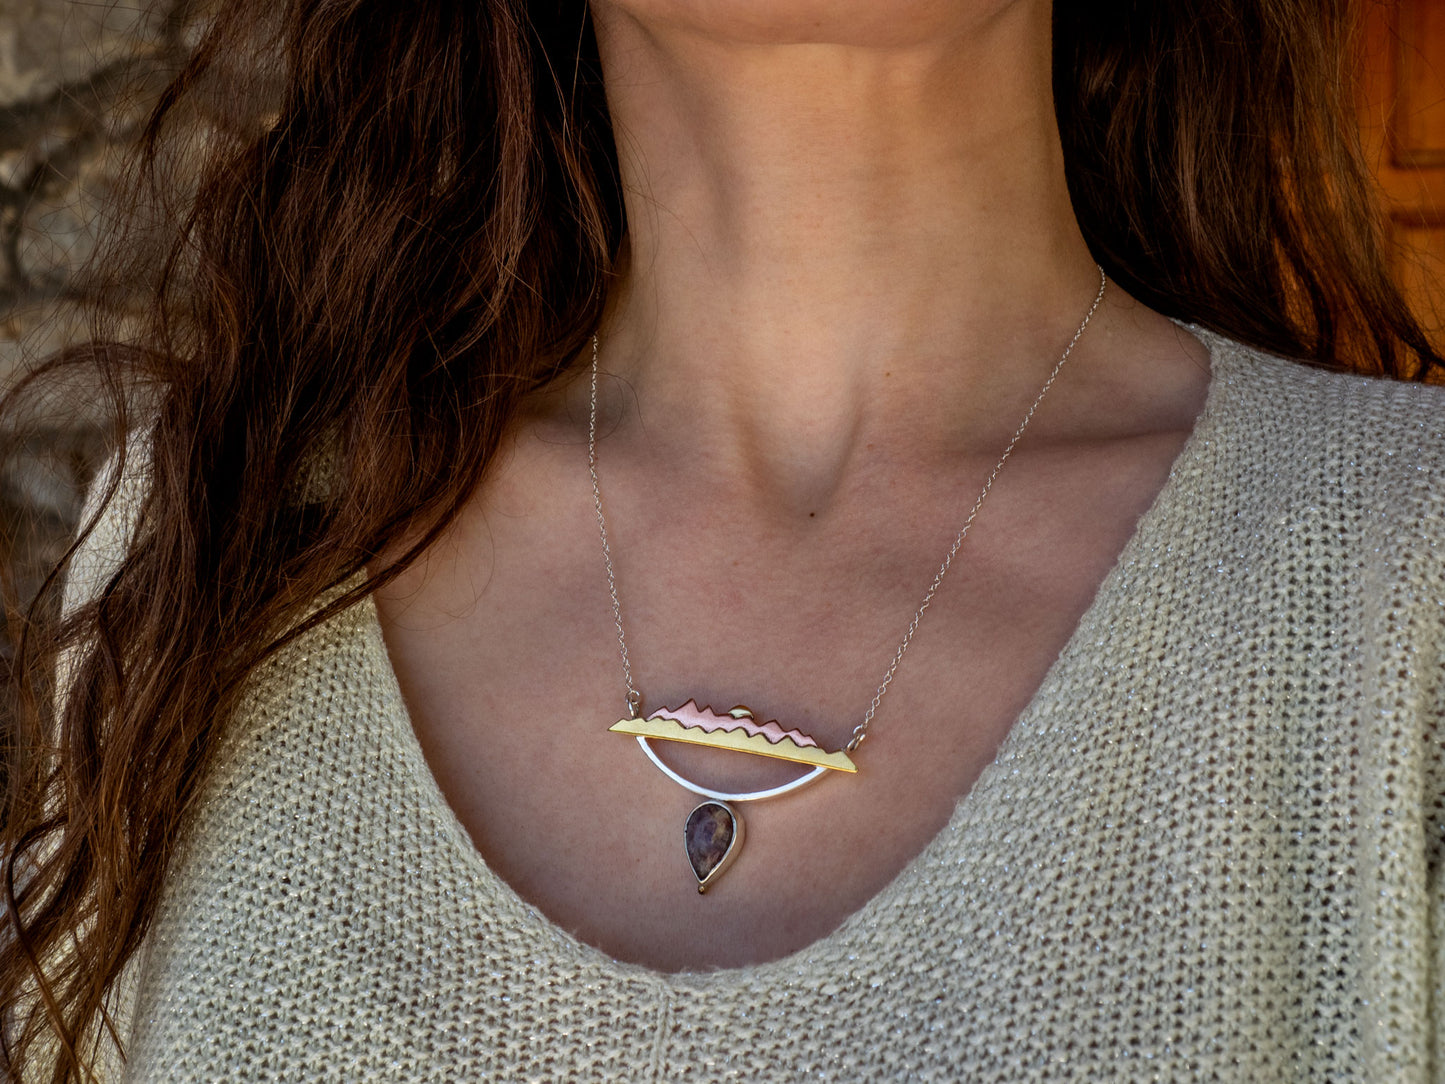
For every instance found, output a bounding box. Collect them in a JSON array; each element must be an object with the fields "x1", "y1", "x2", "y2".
[
  {"x1": 1411, "y1": 432, "x2": 1445, "y2": 1083},
  {"x1": 1351, "y1": 379, "x2": 1445, "y2": 1082},
  {"x1": 52, "y1": 431, "x2": 151, "y2": 1084},
  {"x1": 1430, "y1": 691, "x2": 1445, "y2": 1082}
]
